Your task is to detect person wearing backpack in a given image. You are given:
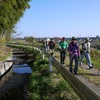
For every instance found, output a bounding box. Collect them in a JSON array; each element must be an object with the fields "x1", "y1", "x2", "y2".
[
  {"x1": 68, "y1": 37, "x2": 80, "y2": 75},
  {"x1": 59, "y1": 37, "x2": 68, "y2": 65},
  {"x1": 79, "y1": 37, "x2": 93, "y2": 69},
  {"x1": 48, "y1": 38, "x2": 55, "y2": 56}
]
